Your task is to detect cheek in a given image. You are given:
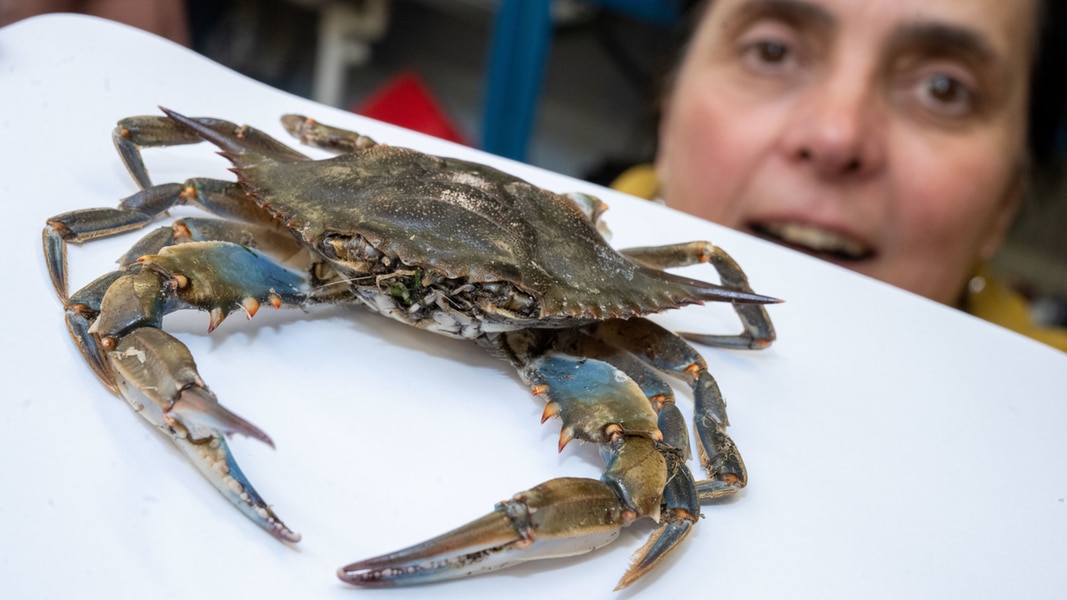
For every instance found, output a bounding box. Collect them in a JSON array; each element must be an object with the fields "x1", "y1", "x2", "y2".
[
  {"x1": 657, "y1": 82, "x2": 771, "y2": 226},
  {"x1": 891, "y1": 141, "x2": 1013, "y2": 251},
  {"x1": 878, "y1": 137, "x2": 1019, "y2": 300}
]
